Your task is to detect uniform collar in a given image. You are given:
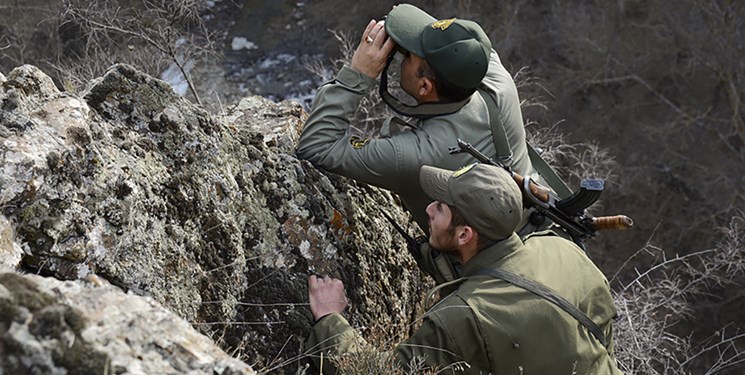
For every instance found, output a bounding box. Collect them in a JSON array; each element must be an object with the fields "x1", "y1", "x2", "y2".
[{"x1": 461, "y1": 233, "x2": 523, "y2": 277}]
